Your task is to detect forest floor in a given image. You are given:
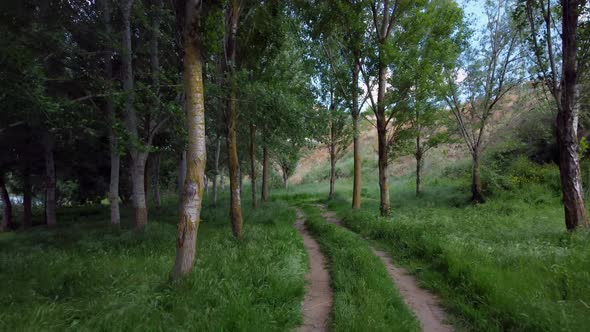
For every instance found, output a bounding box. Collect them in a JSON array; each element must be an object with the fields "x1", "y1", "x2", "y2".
[{"x1": 2, "y1": 174, "x2": 590, "y2": 331}]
